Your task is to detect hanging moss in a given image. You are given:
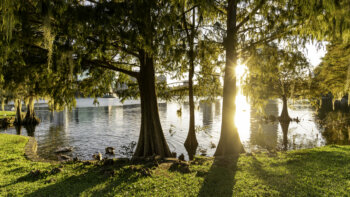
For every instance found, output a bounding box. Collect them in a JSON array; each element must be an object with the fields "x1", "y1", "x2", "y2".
[
  {"x1": 0, "y1": 0, "x2": 16, "y2": 41},
  {"x1": 42, "y1": 15, "x2": 55, "y2": 70}
]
